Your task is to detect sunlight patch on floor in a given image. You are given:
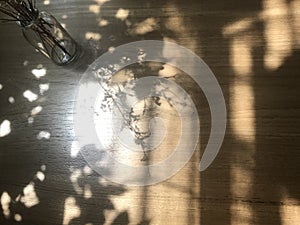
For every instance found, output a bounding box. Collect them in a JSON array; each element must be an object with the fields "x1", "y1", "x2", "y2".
[
  {"x1": 63, "y1": 197, "x2": 81, "y2": 225},
  {"x1": 70, "y1": 169, "x2": 83, "y2": 195},
  {"x1": 158, "y1": 64, "x2": 180, "y2": 78},
  {"x1": 8, "y1": 96, "x2": 15, "y2": 104},
  {"x1": 43, "y1": 0, "x2": 50, "y2": 5},
  {"x1": 226, "y1": 21, "x2": 256, "y2": 225},
  {"x1": 84, "y1": 184, "x2": 93, "y2": 199},
  {"x1": 21, "y1": 183, "x2": 40, "y2": 208},
  {"x1": 223, "y1": 18, "x2": 254, "y2": 36},
  {"x1": 99, "y1": 19, "x2": 109, "y2": 27},
  {"x1": 36, "y1": 171, "x2": 45, "y2": 182},
  {"x1": 32, "y1": 65, "x2": 47, "y2": 79},
  {"x1": 109, "y1": 189, "x2": 143, "y2": 225},
  {"x1": 129, "y1": 18, "x2": 159, "y2": 36},
  {"x1": 162, "y1": 3, "x2": 197, "y2": 53},
  {"x1": 89, "y1": 0, "x2": 110, "y2": 15},
  {"x1": 89, "y1": 5, "x2": 101, "y2": 14},
  {"x1": 230, "y1": 166, "x2": 255, "y2": 225},
  {"x1": 37, "y1": 131, "x2": 51, "y2": 140},
  {"x1": 224, "y1": 0, "x2": 300, "y2": 71},
  {"x1": 229, "y1": 36, "x2": 255, "y2": 143},
  {"x1": 85, "y1": 32, "x2": 102, "y2": 41},
  {"x1": 31, "y1": 106, "x2": 43, "y2": 116},
  {"x1": 263, "y1": 0, "x2": 292, "y2": 70},
  {"x1": 1, "y1": 192, "x2": 11, "y2": 218},
  {"x1": 115, "y1": 8, "x2": 129, "y2": 21},
  {"x1": 280, "y1": 192, "x2": 300, "y2": 225},
  {"x1": 108, "y1": 112, "x2": 199, "y2": 224},
  {"x1": 230, "y1": 201, "x2": 253, "y2": 225},
  {"x1": 71, "y1": 140, "x2": 81, "y2": 158},
  {"x1": 23, "y1": 90, "x2": 38, "y2": 102},
  {"x1": 14, "y1": 213, "x2": 22, "y2": 222},
  {"x1": 0, "y1": 120, "x2": 11, "y2": 138},
  {"x1": 95, "y1": 0, "x2": 110, "y2": 4},
  {"x1": 39, "y1": 83, "x2": 49, "y2": 95},
  {"x1": 290, "y1": 0, "x2": 300, "y2": 48}
]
